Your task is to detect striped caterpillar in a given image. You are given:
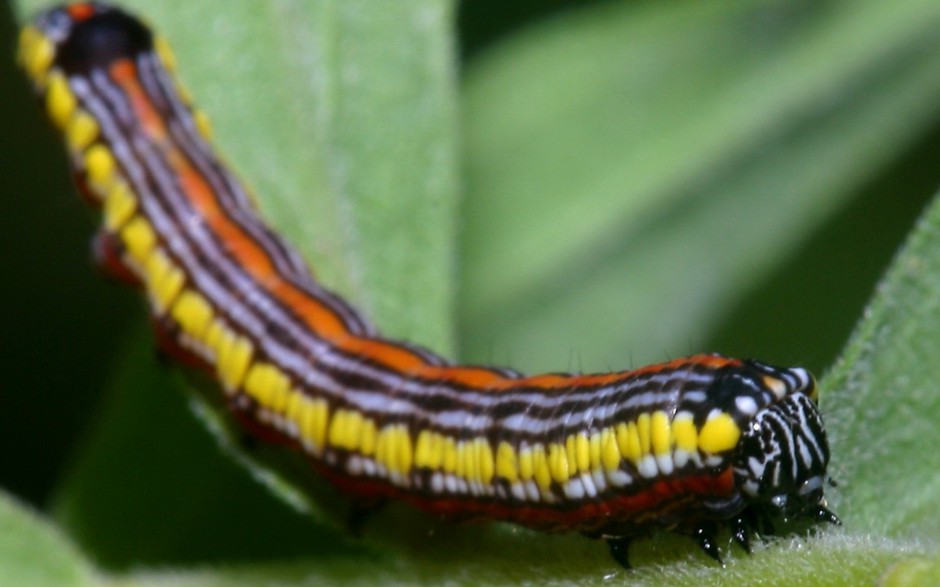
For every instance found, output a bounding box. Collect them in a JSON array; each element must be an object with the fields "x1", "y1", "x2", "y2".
[{"x1": 19, "y1": 2, "x2": 839, "y2": 569}]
